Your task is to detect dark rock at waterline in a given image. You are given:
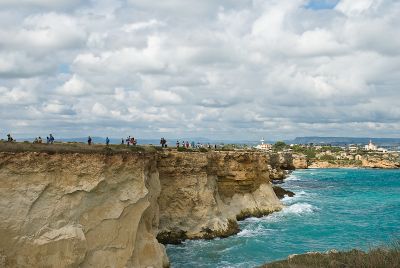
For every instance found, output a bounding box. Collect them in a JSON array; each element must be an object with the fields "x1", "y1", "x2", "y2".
[
  {"x1": 273, "y1": 186, "x2": 295, "y2": 199},
  {"x1": 271, "y1": 180, "x2": 284, "y2": 185},
  {"x1": 157, "y1": 229, "x2": 188, "y2": 245}
]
